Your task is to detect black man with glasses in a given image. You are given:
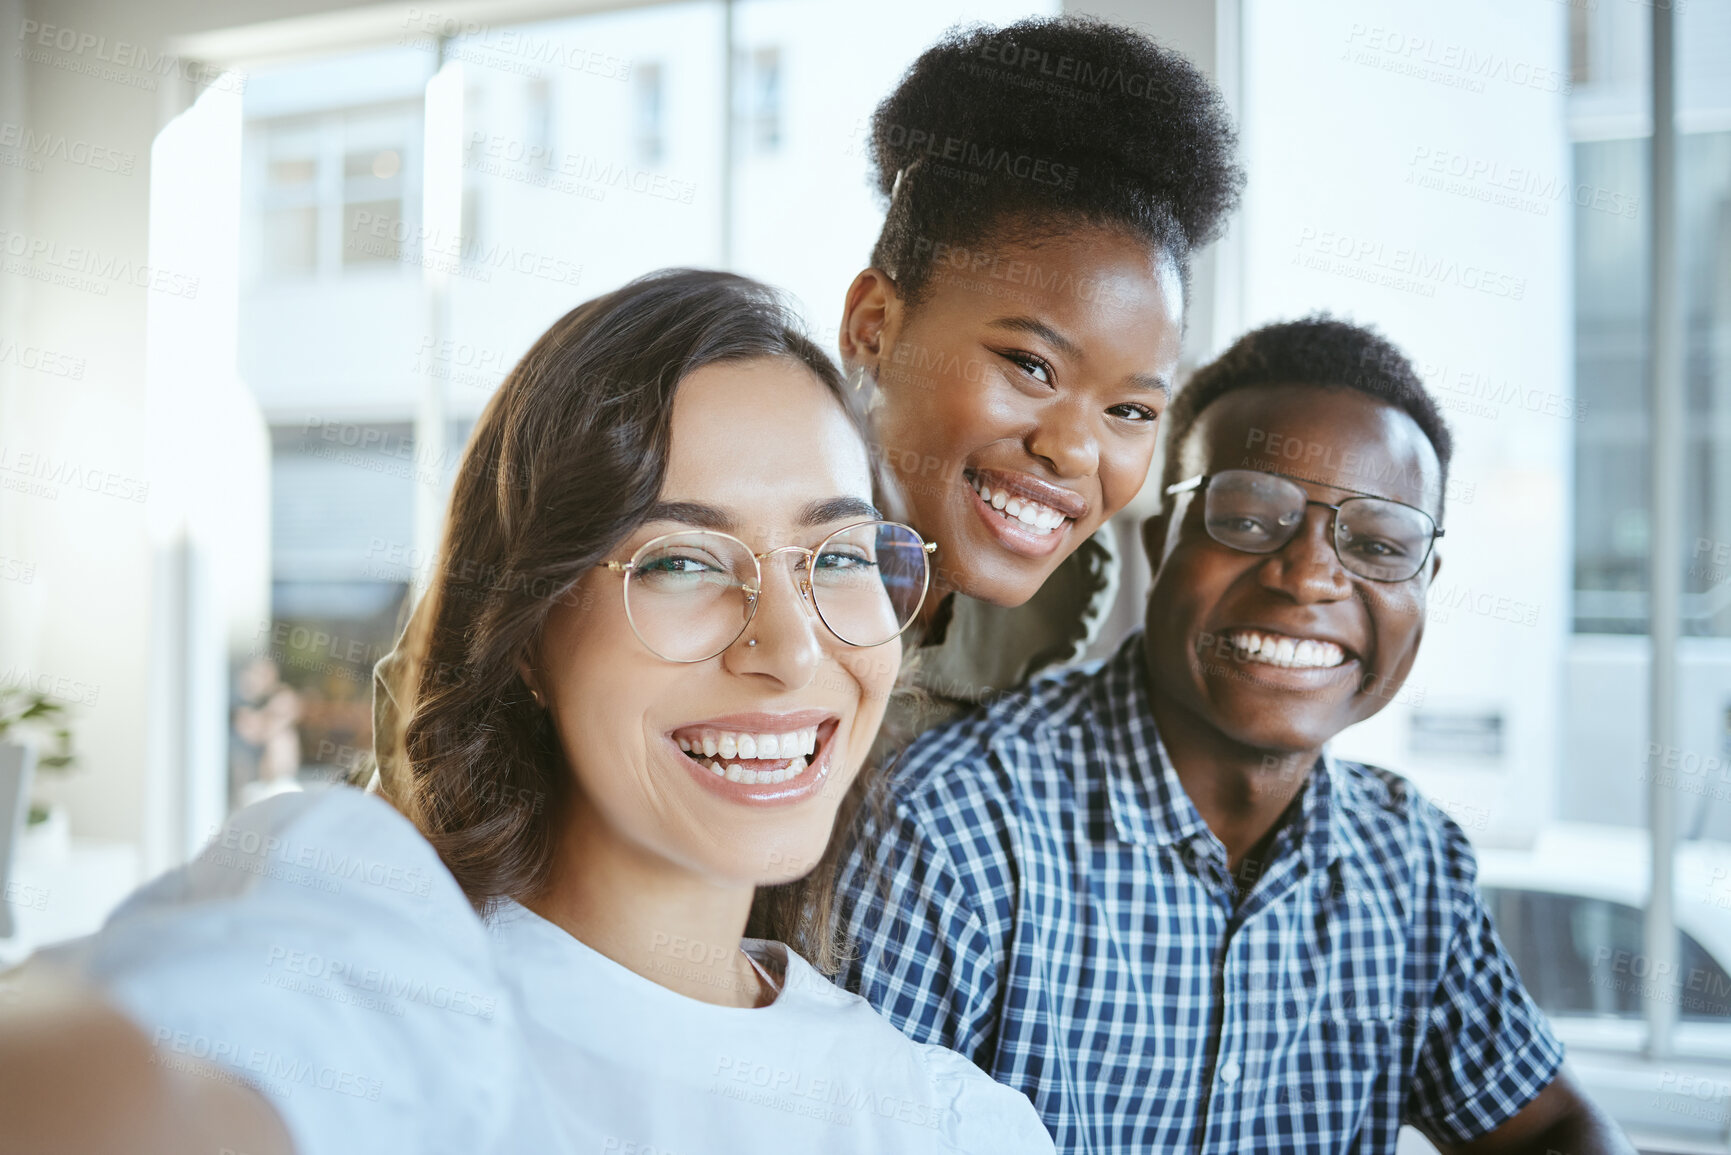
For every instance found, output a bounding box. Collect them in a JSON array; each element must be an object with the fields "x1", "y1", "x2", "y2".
[{"x1": 834, "y1": 317, "x2": 1633, "y2": 1155}]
